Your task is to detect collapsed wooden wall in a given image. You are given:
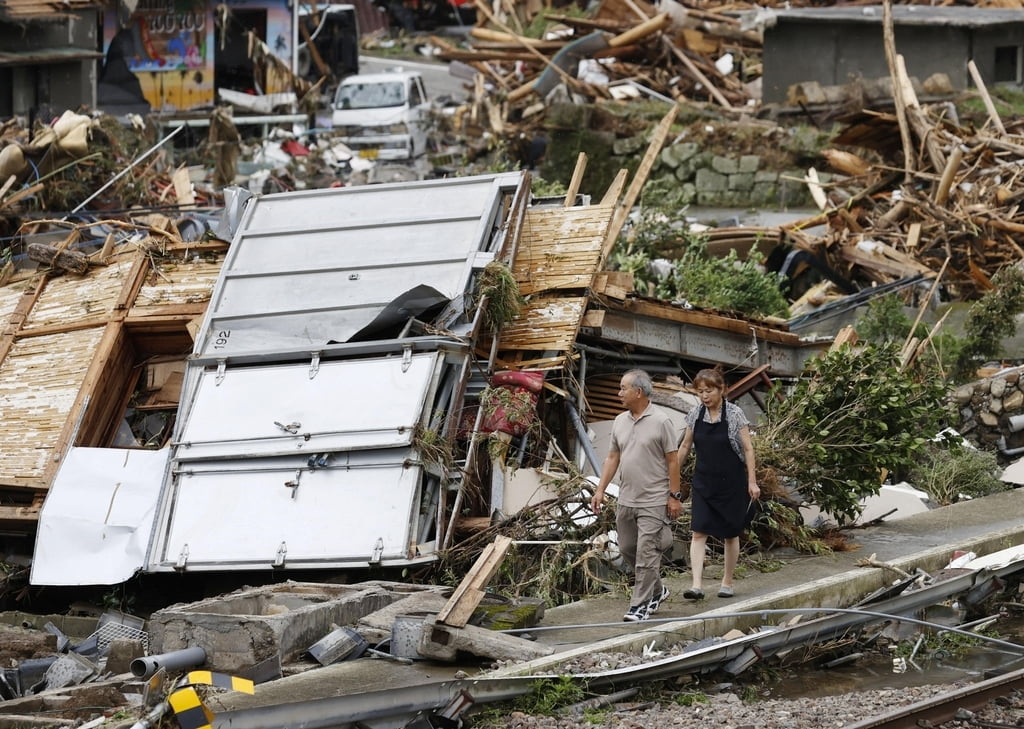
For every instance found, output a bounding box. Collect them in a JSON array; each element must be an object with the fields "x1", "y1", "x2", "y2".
[{"x1": 0, "y1": 236, "x2": 226, "y2": 533}]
